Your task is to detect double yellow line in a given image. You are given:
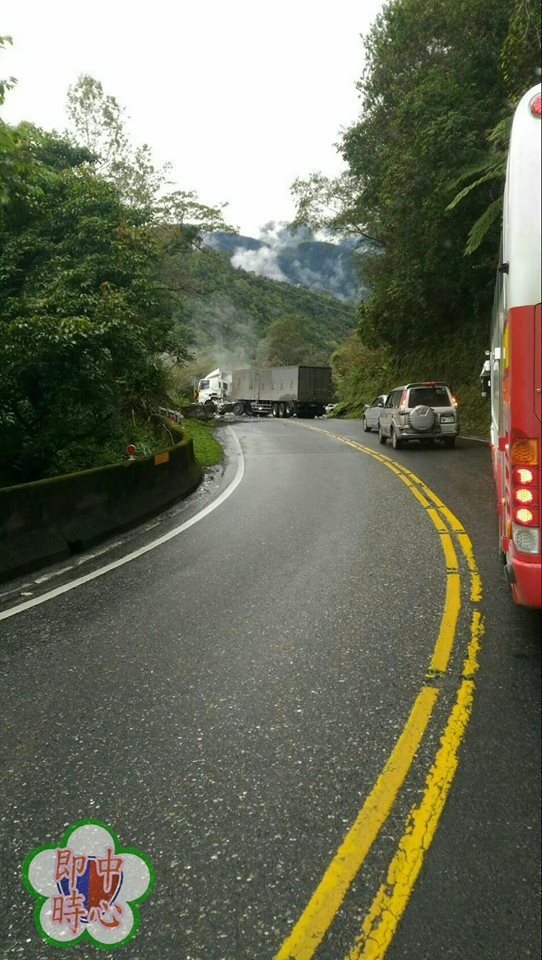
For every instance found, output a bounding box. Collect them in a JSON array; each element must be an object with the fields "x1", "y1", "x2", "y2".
[{"x1": 273, "y1": 431, "x2": 484, "y2": 960}]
